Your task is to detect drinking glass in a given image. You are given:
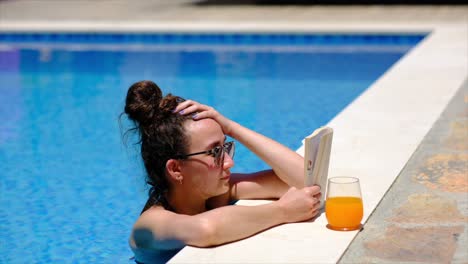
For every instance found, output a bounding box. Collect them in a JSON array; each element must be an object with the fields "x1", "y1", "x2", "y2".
[{"x1": 325, "y1": 177, "x2": 363, "y2": 231}]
